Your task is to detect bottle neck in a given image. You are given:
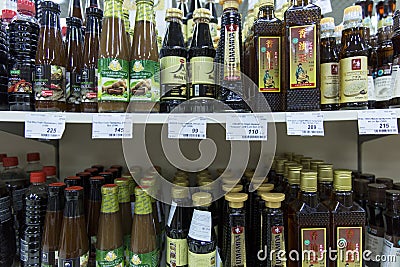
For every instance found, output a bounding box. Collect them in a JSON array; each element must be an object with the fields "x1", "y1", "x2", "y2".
[
  {"x1": 292, "y1": 0, "x2": 309, "y2": 6},
  {"x1": 135, "y1": 1, "x2": 154, "y2": 23},
  {"x1": 101, "y1": 194, "x2": 119, "y2": 213},
  {"x1": 259, "y1": 5, "x2": 275, "y2": 20},
  {"x1": 300, "y1": 191, "x2": 319, "y2": 208},
  {"x1": 135, "y1": 191, "x2": 153, "y2": 215},
  {"x1": 191, "y1": 20, "x2": 213, "y2": 48},
  {"x1": 85, "y1": 14, "x2": 102, "y2": 34},
  {"x1": 118, "y1": 186, "x2": 130, "y2": 203},
  {"x1": 47, "y1": 194, "x2": 64, "y2": 211},
  {"x1": 64, "y1": 197, "x2": 85, "y2": 217},
  {"x1": 195, "y1": 205, "x2": 210, "y2": 212},
  {"x1": 89, "y1": 187, "x2": 102, "y2": 201},
  {"x1": 41, "y1": 9, "x2": 60, "y2": 29},
  {"x1": 66, "y1": 23, "x2": 82, "y2": 41},
  {"x1": 163, "y1": 19, "x2": 184, "y2": 47},
  {"x1": 189, "y1": 0, "x2": 202, "y2": 12},
  {"x1": 104, "y1": 0, "x2": 124, "y2": 18},
  {"x1": 69, "y1": 0, "x2": 82, "y2": 18},
  {"x1": 334, "y1": 190, "x2": 354, "y2": 208}
]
